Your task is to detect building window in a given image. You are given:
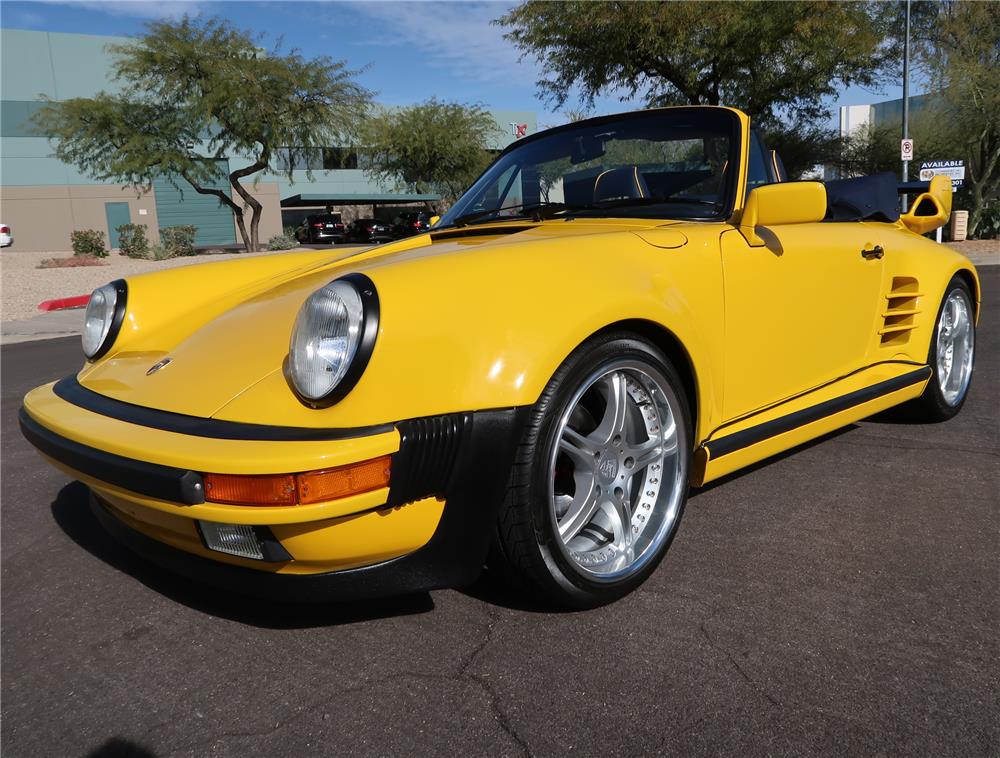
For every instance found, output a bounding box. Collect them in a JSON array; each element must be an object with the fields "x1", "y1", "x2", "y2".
[{"x1": 277, "y1": 146, "x2": 365, "y2": 171}]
